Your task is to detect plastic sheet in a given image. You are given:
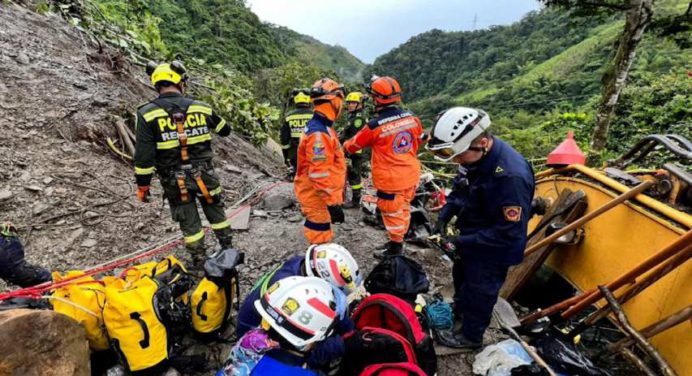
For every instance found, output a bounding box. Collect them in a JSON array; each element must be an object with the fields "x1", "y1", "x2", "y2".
[
  {"x1": 473, "y1": 339, "x2": 533, "y2": 376},
  {"x1": 532, "y1": 332, "x2": 611, "y2": 376}
]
